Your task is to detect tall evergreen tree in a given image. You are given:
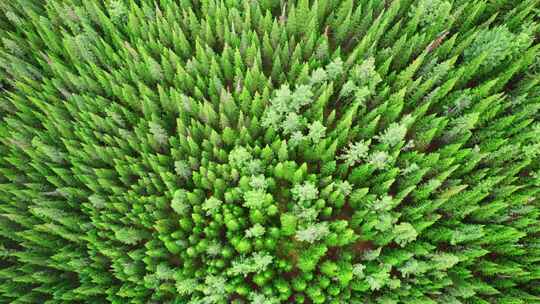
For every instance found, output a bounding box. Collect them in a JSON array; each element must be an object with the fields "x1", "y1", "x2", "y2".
[{"x1": 0, "y1": 0, "x2": 539, "y2": 303}]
